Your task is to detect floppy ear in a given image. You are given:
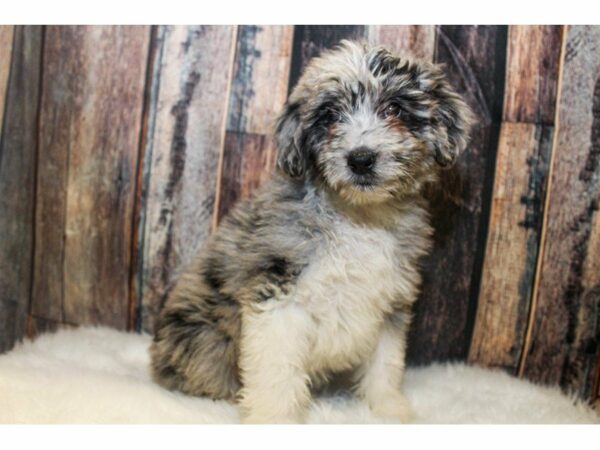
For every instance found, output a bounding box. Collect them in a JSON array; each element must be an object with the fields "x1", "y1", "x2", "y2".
[
  {"x1": 424, "y1": 67, "x2": 474, "y2": 168},
  {"x1": 274, "y1": 101, "x2": 306, "y2": 178}
]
